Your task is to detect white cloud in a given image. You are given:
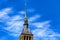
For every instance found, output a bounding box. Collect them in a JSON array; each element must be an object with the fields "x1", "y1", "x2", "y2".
[
  {"x1": 4, "y1": 15, "x2": 23, "y2": 37},
  {"x1": 32, "y1": 21, "x2": 60, "y2": 40},
  {"x1": 32, "y1": 29, "x2": 58, "y2": 40},
  {"x1": 19, "y1": 11, "x2": 25, "y2": 14},
  {"x1": 27, "y1": 9, "x2": 35, "y2": 12},
  {"x1": 19, "y1": 9, "x2": 35, "y2": 14},
  {"x1": 1, "y1": 8, "x2": 12, "y2": 13},
  {"x1": 5, "y1": 21, "x2": 23, "y2": 33},
  {"x1": 0, "y1": 8, "x2": 23, "y2": 37},
  {"x1": 5, "y1": 20, "x2": 23, "y2": 37},
  {"x1": 6, "y1": 15, "x2": 23, "y2": 25},
  {"x1": 29, "y1": 15, "x2": 40, "y2": 22},
  {"x1": 32, "y1": 21, "x2": 50, "y2": 28},
  {"x1": 0, "y1": 8, "x2": 12, "y2": 22}
]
